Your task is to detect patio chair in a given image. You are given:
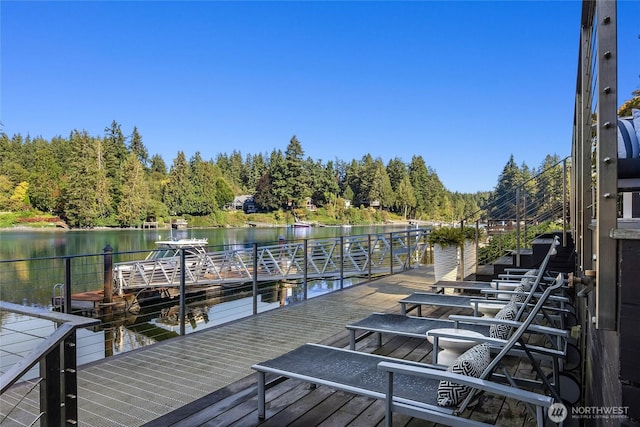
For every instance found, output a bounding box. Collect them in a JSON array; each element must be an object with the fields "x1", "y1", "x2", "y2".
[
  {"x1": 359, "y1": 278, "x2": 579, "y2": 404},
  {"x1": 398, "y1": 237, "x2": 561, "y2": 317},
  {"x1": 252, "y1": 275, "x2": 565, "y2": 426}
]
